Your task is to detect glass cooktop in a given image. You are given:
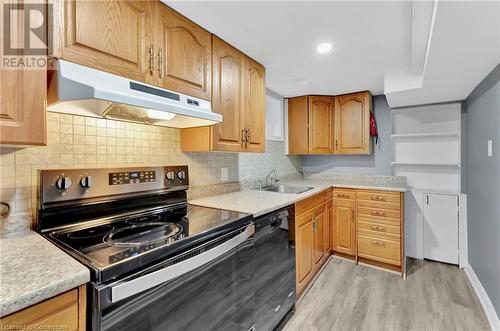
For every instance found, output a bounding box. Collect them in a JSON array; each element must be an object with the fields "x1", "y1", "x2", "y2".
[{"x1": 49, "y1": 204, "x2": 250, "y2": 269}]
